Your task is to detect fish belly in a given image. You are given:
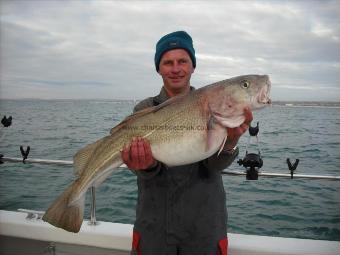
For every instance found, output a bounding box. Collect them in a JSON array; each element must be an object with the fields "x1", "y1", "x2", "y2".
[{"x1": 151, "y1": 125, "x2": 227, "y2": 166}]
